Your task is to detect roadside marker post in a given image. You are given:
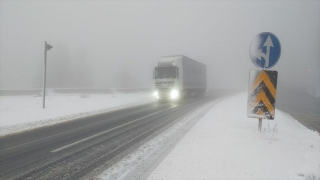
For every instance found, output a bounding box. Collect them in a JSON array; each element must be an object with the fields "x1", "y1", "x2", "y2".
[
  {"x1": 247, "y1": 32, "x2": 281, "y2": 132},
  {"x1": 43, "y1": 41, "x2": 53, "y2": 109}
]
